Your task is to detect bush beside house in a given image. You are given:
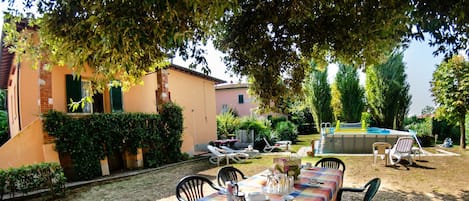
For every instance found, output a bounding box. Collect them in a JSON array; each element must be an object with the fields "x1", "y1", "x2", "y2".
[
  {"x1": 43, "y1": 103, "x2": 184, "y2": 181},
  {"x1": 0, "y1": 162, "x2": 65, "y2": 199}
]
